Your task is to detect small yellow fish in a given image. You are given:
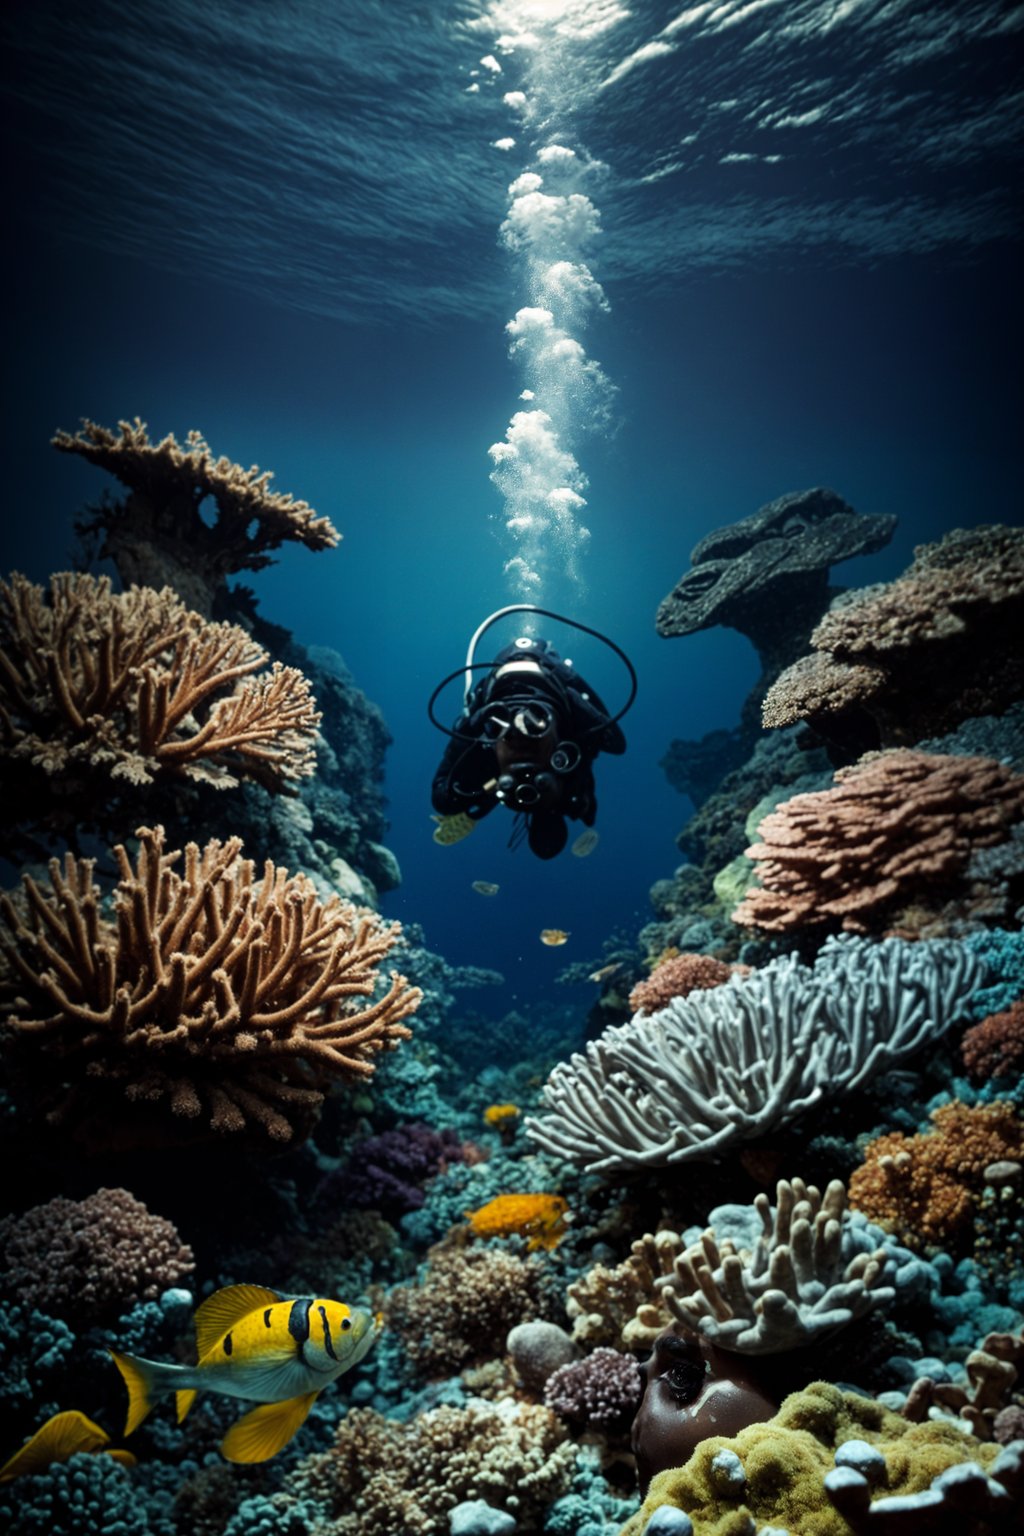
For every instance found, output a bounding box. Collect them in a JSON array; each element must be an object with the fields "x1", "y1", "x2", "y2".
[
  {"x1": 109, "y1": 1284, "x2": 381, "y2": 1464},
  {"x1": 588, "y1": 962, "x2": 621, "y2": 984},
  {"x1": 432, "y1": 812, "x2": 477, "y2": 845},
  {"x1": 571, "y1": 828, "x2": 599, "y2": 857},
  {"x1": 471, "y1": 880, "x2": 500, "y2": 896},
  {"x1": 0, "y1": 1409, "x2": 136, "y2": 1482},
  {"x1": 540, "y1": 929, "x2": 570, "y2": 946}
]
